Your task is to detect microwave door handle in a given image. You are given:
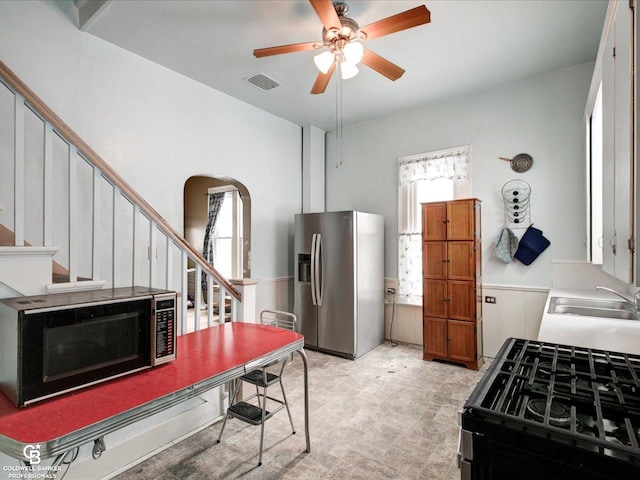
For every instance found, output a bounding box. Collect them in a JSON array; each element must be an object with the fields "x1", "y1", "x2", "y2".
[
  {"x1": 315, "y1": 234, "x2": 323, "y2": 306},
  {"x1": 310, "y1": 234, "x2": 318, "y2": 306}
]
